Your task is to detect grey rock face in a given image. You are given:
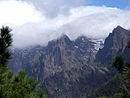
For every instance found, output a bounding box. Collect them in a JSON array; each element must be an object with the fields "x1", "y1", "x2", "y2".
[
  {"x1": 95, "y1": 26, "x2": 130, "y2": 65},
  {"x1": 42, "y1": 65, "x2": 115, "y2": 98},
  {"x1": 9, "y1": 35, "x2": 97, "y2": 77}
]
